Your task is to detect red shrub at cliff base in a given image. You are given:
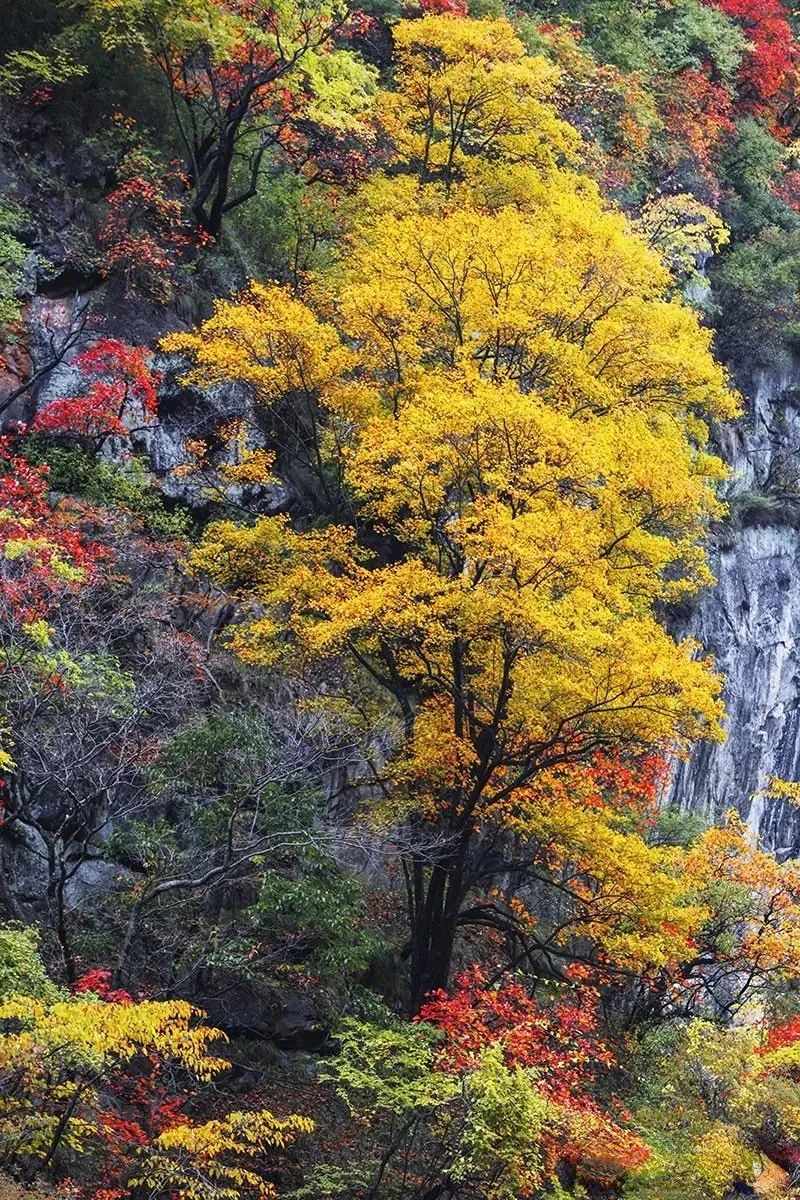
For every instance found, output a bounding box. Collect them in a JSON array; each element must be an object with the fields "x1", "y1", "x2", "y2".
[
  {"x1": 419, "y1": 968, "x2": 650, "y2": 1181},
  {"x1": 72, "y1": 968, "x2": 133, "y2": 1005}
]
